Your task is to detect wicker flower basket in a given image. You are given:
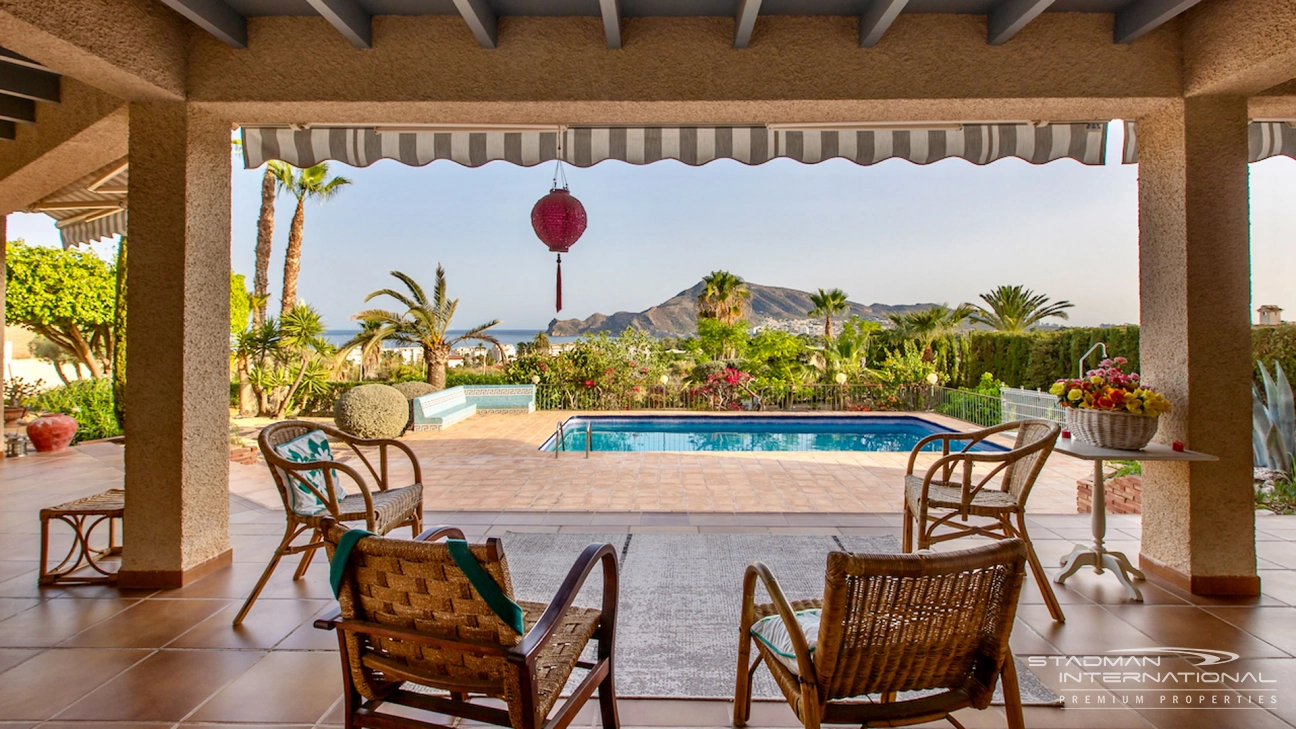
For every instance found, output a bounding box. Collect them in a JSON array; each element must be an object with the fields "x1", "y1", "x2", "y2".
[{"x1": 1066, "y1": 408, "x2": 1159, "y2": 450}]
